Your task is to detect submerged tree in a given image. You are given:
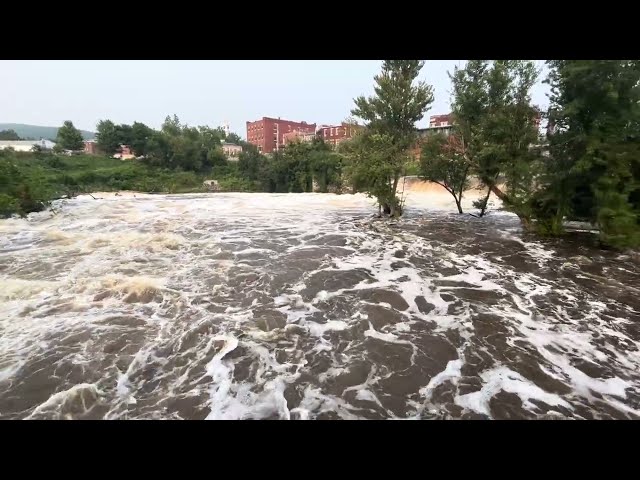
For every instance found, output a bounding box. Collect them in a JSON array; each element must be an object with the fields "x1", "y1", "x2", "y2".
[
  {"x1": 419, "y1": 133, "x2": 469, "y2": 213},
  {"x1": 342, "y1": 130, "x2": 408, "y2": 214},
  {"x1": 450, "y1": 60, "x2": 541, "y2": 226},
  {"x1": 351, "y1": 60, "x2": 434, "y2": 216},
  {"x1": 538, "y1": 60, "x2": 640, "y2": 248}
]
